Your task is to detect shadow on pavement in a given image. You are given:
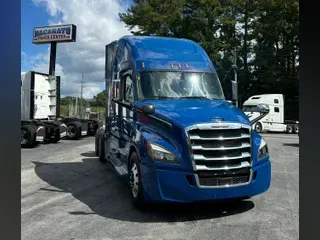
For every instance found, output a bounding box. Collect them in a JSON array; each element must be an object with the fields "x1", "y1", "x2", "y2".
[
  {"x1": 80, "y1": 151, "x2": 97, "y2": 157},
  {"x1": 283, "y1": 143, "x2": 299, "y2": 147},
  {"x1": 32, "y1": 151, "x2": 255, "y2": 223}
]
